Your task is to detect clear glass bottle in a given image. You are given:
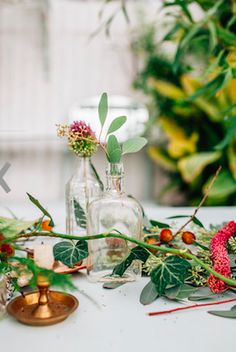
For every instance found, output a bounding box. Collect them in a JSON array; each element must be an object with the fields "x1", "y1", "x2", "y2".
[
  {"x1": 87, "y1": 162, "x2": 143, "y2": 282},
  {"x1": 66, "y1": 157, "x2": 102, "y2": 236}
]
